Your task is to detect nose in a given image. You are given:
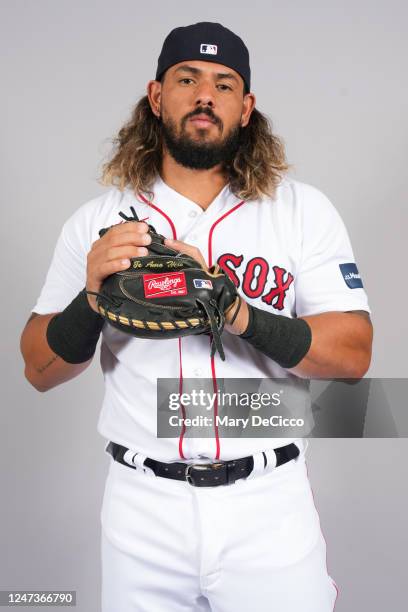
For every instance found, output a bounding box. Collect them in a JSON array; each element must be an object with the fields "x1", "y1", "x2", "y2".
[{"x1": 194, "y1": 80, "x2": 216, "y2": 108}]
